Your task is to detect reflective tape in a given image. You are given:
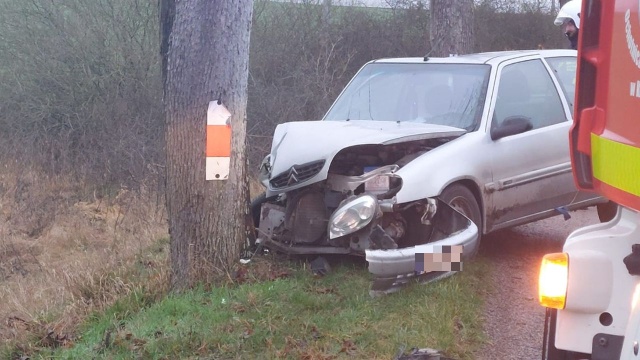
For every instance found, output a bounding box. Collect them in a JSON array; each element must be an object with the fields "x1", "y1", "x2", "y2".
[
  {"x1": 206, "y1": 101, "x2": 232, "y2": 181},
  {"x1": 591, "y1": 133, "x2": 640, "y2": 197},
  {"x1": 206, "y1": 125, "x2": 231, "y2": 157}
]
